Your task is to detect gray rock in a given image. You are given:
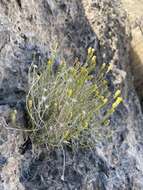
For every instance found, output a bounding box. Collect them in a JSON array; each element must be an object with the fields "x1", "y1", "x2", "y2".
[
  {"x1": 0, "y1": 0, "x2": 143, "y2": 190},
  {"x1": 0, "y1": 155, "x2": 7, "y2": 166}
]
